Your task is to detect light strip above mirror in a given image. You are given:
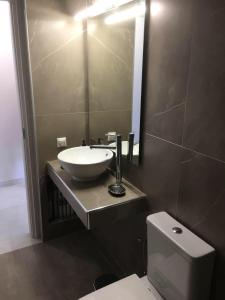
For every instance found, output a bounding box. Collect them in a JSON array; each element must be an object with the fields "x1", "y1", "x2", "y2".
[
  {"x1": 74, "y1": 0, "x2": 134, "y2": 21},
  {"x1": 105, "y1": 2, "x2": 145, "y2": 24}
]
